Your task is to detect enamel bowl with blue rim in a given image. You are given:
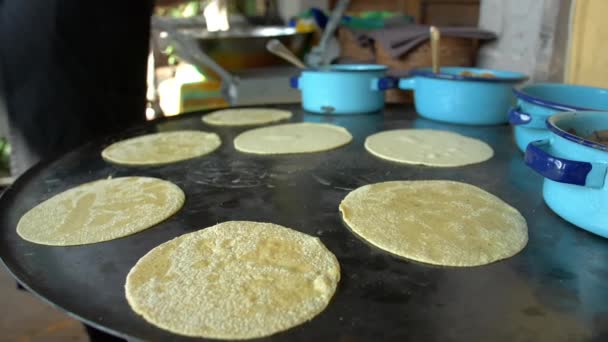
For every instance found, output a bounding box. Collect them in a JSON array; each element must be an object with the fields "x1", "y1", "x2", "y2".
[
  {"x1": 399, "y1": 67, "x2": 527, "y2": 125},
  {"x1": 290, "y1": 64, "x2": 397, "y2": 114},
  {"x1": 525, "y1": 111, "x2": 608, "y2": 238},
  {"x1": 509, "y1": 83, "x2": 608, "y2": 152}
]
